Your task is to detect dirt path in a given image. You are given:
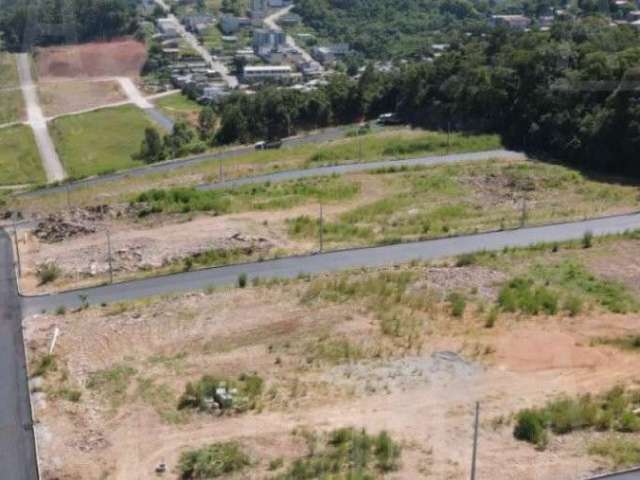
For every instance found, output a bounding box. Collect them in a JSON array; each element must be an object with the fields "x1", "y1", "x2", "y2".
[{"x1": 16, "y1": 53, "x2": 66, "y2": 183}]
